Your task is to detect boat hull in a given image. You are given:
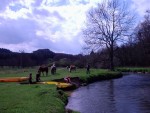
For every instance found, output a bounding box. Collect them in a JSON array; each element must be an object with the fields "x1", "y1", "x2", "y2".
[
  {"x1": 38, "y1": 81, "x2": 73, "y2": 89},
  {"x1": 0, "y1": 77, "x2": 29, "y2": 82}
]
